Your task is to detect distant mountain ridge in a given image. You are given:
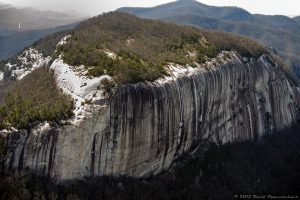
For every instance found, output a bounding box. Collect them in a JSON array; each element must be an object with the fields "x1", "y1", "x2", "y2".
[
  {"x1": 0, "y1": 2, "x2": 85, "y2": 60},
  {"x1": 294, "y1": 16, "x2": 300, "y2": 24},
  {"x1": 0, "y1": 23, "x2": 79, "y2": 60},
  {"x1": 121, "y1": 0, "x2": 254, "y2": 21},
  {"x1": 0, "y1": 2, "x2": 84, "y2": 30},
  {"x1": 118, "y1": 0, "x2": 300, "y2": 79}
]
